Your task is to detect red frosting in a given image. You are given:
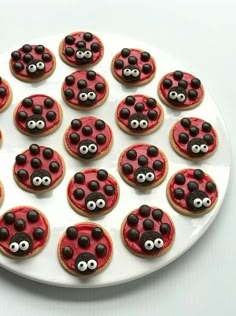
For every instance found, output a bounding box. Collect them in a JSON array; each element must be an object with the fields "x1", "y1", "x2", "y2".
[
  {"x1": 64, "y1": 116, "x2": 112, "y2": 159},
  {"x1": 169, "y1": 168, "x2": 218, "y2": 209},
  {"x1": 14, "y1": 94, "x2": 61, "y2": 134},
  {"x1": 67, "y1": 168, "x2": 119, "y2": 214},
  {"x1": 116, "y1": 94, "x2": 163, "y2": 133},
  {"x1": 172, "y1": 117, "x2": 217, "y2": 156},
  {"x1": 159, "y1": 71, "x2": 204, "y2": 107},
  {"x1": 122, "y1": 206, "x2": 175, "y2": 256},
  {"x1": 13, "y1": 145, "x2": 64, "y2": 191},
  {"x1": 61, "y1": 31, "x2": 103, "y2": 66},
  {"x1": 0, "y1": 206, "x2": 49, "y2": 256},
  {"x1": 0, "y1": 78, "x2": 11, "y2": 110},
  {"x1": 59, "y1": 223, "x2": 112, "y2": 272},
  {"x1": 10, "y1": 45, "x2": 55, "y2": 79},
  {"x1": 62, "y1": 70, "x2": 108, "y2": 107}
]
